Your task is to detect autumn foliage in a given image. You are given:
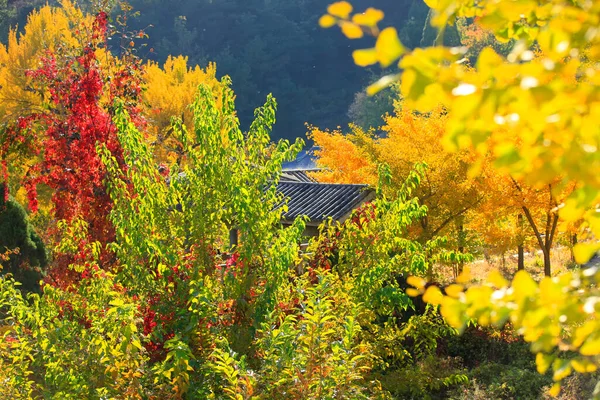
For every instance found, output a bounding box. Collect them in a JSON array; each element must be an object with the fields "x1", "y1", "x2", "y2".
[
  {"x1": 0, "y1": 10, "x2": 142, "y2": 285},
  {"x1": 321, "y1": 0, "x2": 600, "y2": 395},
  {"x1": 311, "y1": 104, "x2": 481, "y2": 259},
  {"x1": 1, "y1": 0, "x2": 600, "y2": 398}
]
